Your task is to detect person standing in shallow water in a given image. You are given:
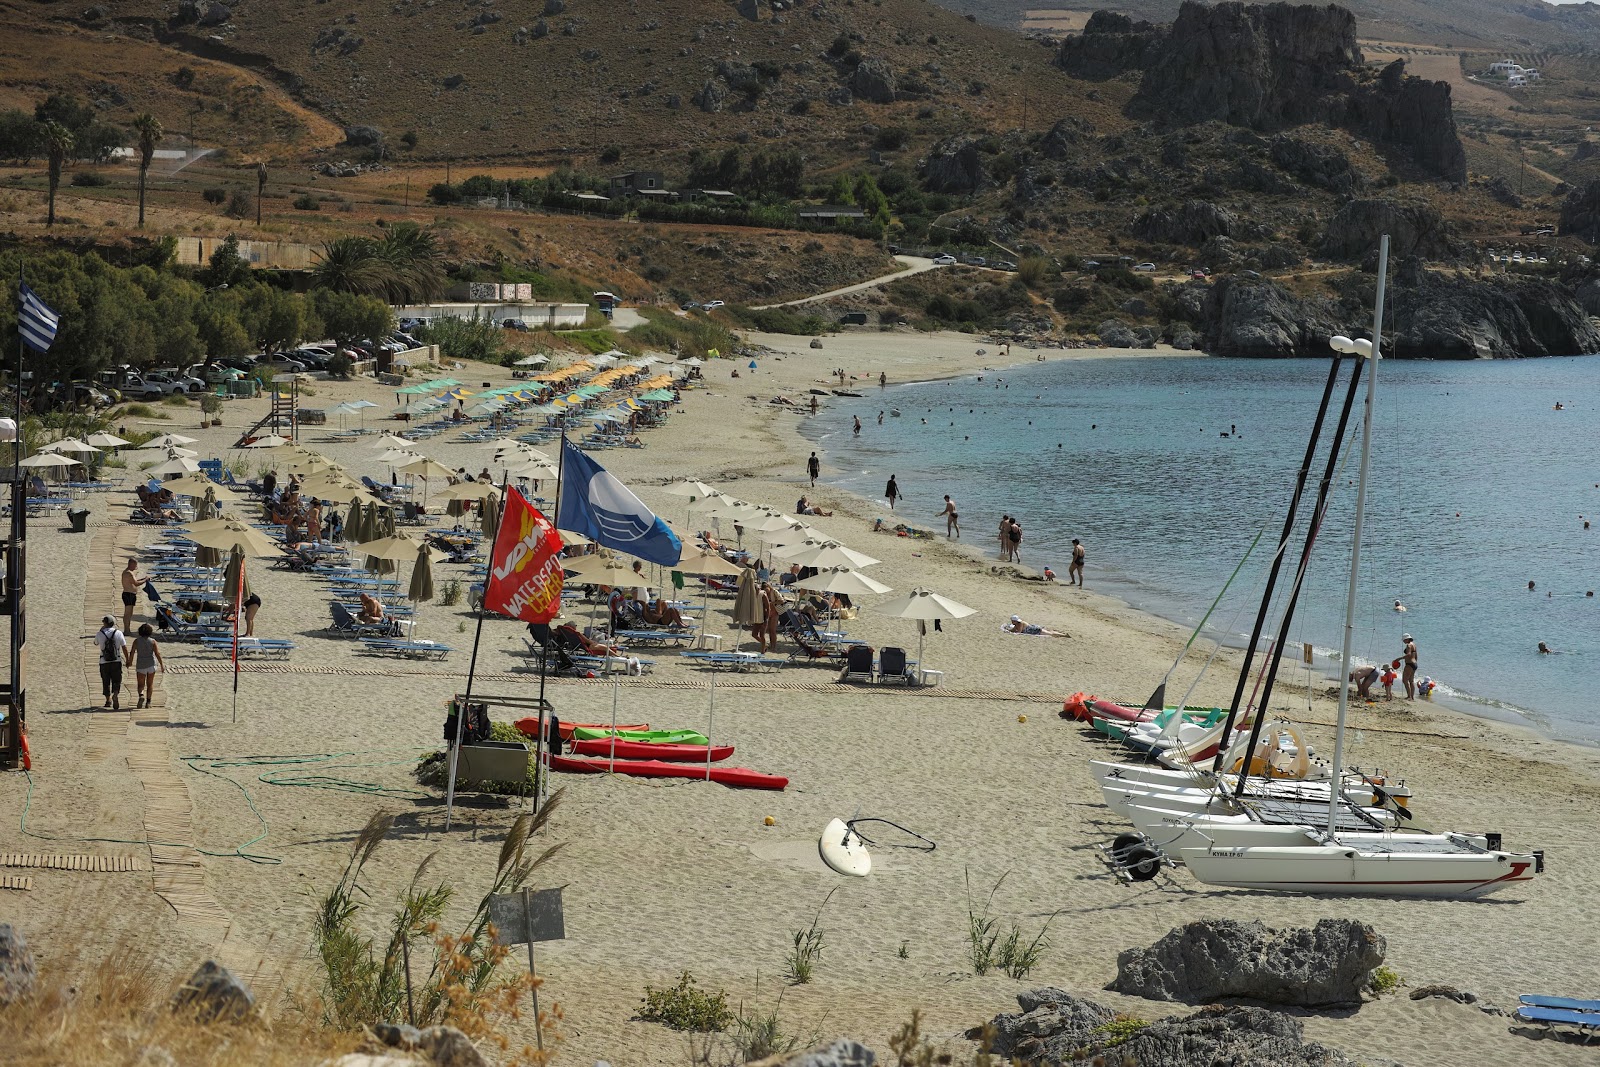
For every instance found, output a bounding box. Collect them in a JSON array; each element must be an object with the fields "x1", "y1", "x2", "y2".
[
  {"x1": 939, "y1": 495, "x2": 960, "y2": 538},
  {"x1": 1069, "y1": 538, "x2": 1086, "y2": 587},
  {"x1": 1400, "y1": 633, "x2": 1419, "y2": 700},
  {"x1": 807, "y1": 451, "x2": 820, "y2": 487},
  {"x1": 853, "y1": 415, "x2": 862, "y2": 436},
  {"x1": 999, "y1": 516, "x2": 1012, "y2": 561}
]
